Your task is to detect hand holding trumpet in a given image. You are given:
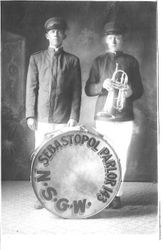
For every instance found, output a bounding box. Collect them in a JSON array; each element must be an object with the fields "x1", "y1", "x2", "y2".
[
  {"x1": 103, "y1": 78, "x2": 114, "y2": 91},
  {"x1": 103, "y1": 78, "x2": 133, "y2": 98},
  {"x1": 102, "y1": 63, "x2": 133, "y2": 112}
]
